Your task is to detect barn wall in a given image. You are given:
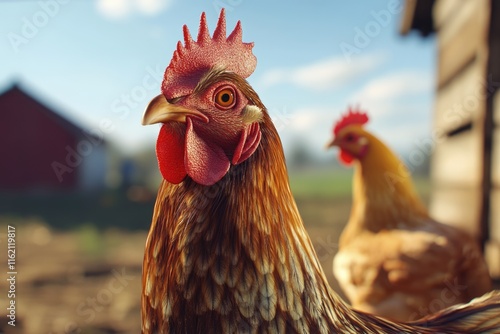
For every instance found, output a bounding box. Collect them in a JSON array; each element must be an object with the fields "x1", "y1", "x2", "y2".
[
  {"x1": 487, "y1": 97, "x2": 499, "y2": 276},
  {"x1": 429, "y1": 0, "x2": 491, "y2": 240},
  {"x1": 0, "y1": 88, "x2": 80, "y2": 191},
  {"x1": 485, "y1": 0, "x2": 500, "y2": 278}
]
